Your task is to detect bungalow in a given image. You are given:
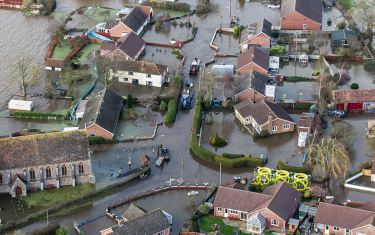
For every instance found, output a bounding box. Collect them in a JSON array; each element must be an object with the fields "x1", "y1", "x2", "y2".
[
  {"x1": 213, "y1": 182, "x2": 302, "y2": 234},
  {"x1": 239, "y1": 18, "x2": 272, "y2": 52},
  {"x1": 237, "y1": 47, "x2": 269, "y2": 75},
  {"x1": 79, "y1": 89, "x2": 123, "y2": 139},
  {"x1": 101, "y1": 206, "x2": 171, "y2": 235},
  {"x1": 234, "y1": 100, "x2": 295, "y2": 135},
  {"x1": 45, "y1": 58, "x2": 63, "y2": 71},
  {"x1": 331, "y1": 29, "x2": 358, "y2": 51},
  {"x1": 234, "y1": 70, "x2": 275, "y2": 103},
  {"x1": 314, "y1": 202, "x2": 375, "y2": 235},
  {"x1": 280, "y1": 0, "x2": 322, "y2": 30},
  {"x1": 332, "y1": 89, "x2": 375, "y2": 111},
  {"x1": 102, "y1": 31, "x2": 146, "y2": 61},
  {"x1": 110, "y1": 60, "x2": 169, "y2": 87}
]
